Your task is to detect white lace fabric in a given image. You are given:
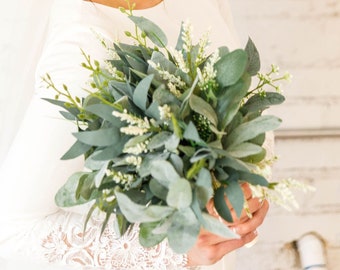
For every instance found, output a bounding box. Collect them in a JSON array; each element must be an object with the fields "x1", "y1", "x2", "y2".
[{"x1": 32, "y1": 210, "x2": 188, "y2": 270}]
